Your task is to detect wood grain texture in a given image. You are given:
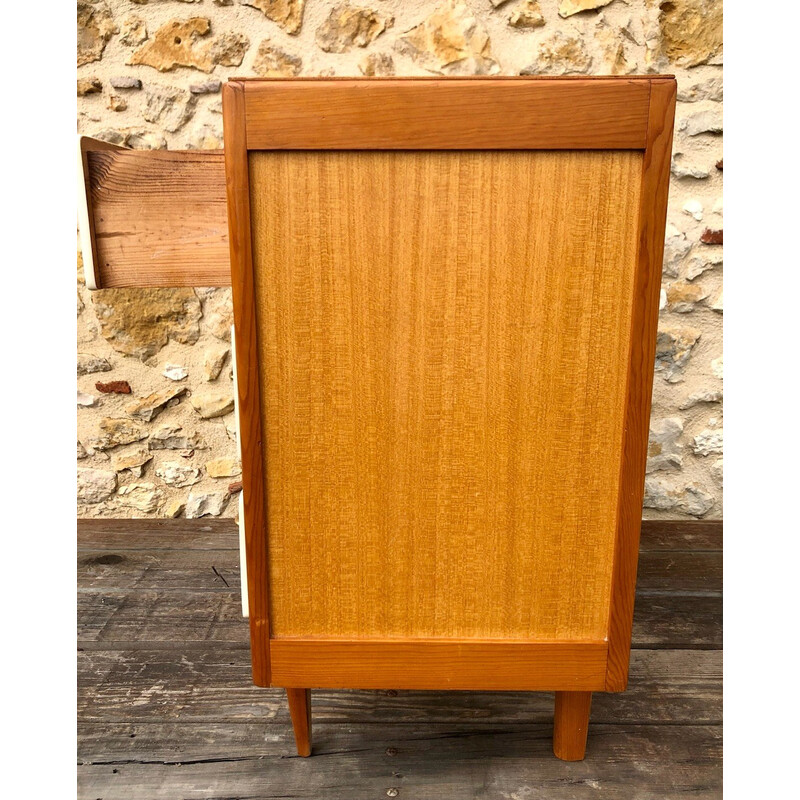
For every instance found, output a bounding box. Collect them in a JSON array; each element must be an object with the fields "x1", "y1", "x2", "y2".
[
  {"x1": 76, "y1": 590, "x2": 248, "y2": 649},
  {"x1": 270, "y1": 640, "x2": 607, "y2": 691},
  {"x1": 249, "y1": 149, "x2": 642, "y2": 642},
  {"x1": 606, "y1": 77, "x2": 677, "y2": 692},
  {"x1": 78, "y1": 725, "x2": 721, "y2": 800},
  {"x1": 76, "y1": 518, "x2": 240, "y2": 550},
  {"x1": 77, "y1": 548, "x2": 239, "y2": 592},
  {"x1": 638, "y1": 518, "x2": 722, "y2": 550},
  {"x1": 222, "y1": 81, "x2": 271, "y2": 686},
  {"x1": 77, "y1": 719, "x2": 716, "y2": 762},
  {"x1": 86, "y1": 150, "x2": 228, "y2": 288},
  {"x1": 79, "y1": 136, "x2": 125, "y2": 290},
  {"x1": 242, "y1": 79, "x2": 651, "y2": 150},
  {"x1": 635, "y1": 551, "x2": 722, "y2": 595},
  {"x1": 78, "y1": 648, "x2": 722, "y2": 725},
  {"x1": 234, "y1": 75, "x2": 669, "y2": 82}
]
